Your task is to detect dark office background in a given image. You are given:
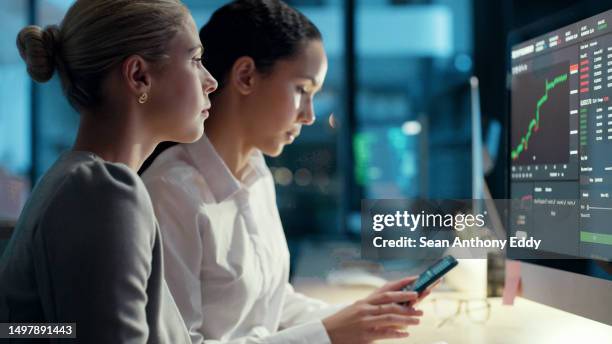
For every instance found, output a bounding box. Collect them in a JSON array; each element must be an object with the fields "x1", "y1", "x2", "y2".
[{"x1": 1, "y1": 0, "x2": 610, "y2": 248}]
